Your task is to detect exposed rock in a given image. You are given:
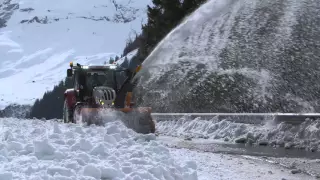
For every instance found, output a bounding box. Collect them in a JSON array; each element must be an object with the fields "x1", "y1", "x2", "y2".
[
  {"x1": 258, "y1": 141, "x2": 268, "y2": 146},
  {"x1": 291, "y1": 169, "x2": 302, "y2": 174},
  {"x1": 235, "y1": 137, "x2": 247, "y2": 144},
  {"x1": 0, "y1": 0, "x2": 19, "y2": 28},
  {"x1": 19, "y1": 7, "x2": 34, "y2": 12},
  {"x1": 20, "y1": 16, "x2": 49, "y2": 24}
]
